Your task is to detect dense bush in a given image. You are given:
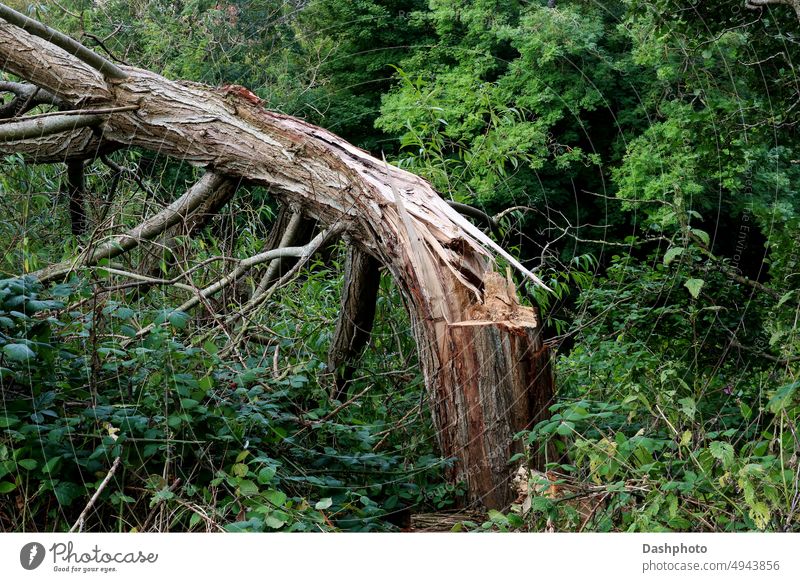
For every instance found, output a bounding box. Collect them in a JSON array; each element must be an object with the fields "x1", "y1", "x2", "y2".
[{"x1": 1, "y1": 0, "x2": 798, "y2": 531}]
